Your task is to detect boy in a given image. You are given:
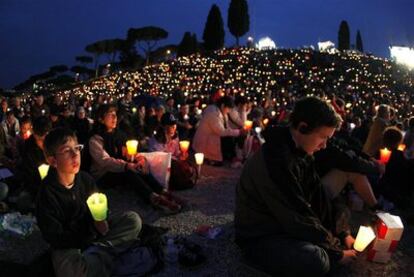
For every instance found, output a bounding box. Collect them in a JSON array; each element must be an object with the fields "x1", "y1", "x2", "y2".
[
  {"x1": 36, "y1": 128, "x2": 142, "y2": 277},
  {"x1": 235, "y1": 97, "x2": 356, "y2": 276}
]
